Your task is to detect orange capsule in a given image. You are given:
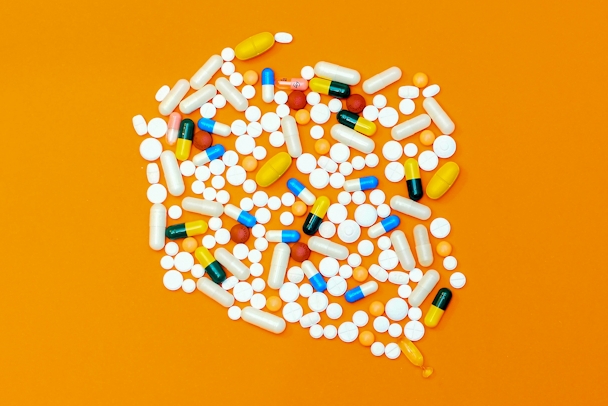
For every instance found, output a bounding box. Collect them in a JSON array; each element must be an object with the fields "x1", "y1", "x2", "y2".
[{"x1": 276, "y1": 78, "x2": 308, "y2": 91}]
